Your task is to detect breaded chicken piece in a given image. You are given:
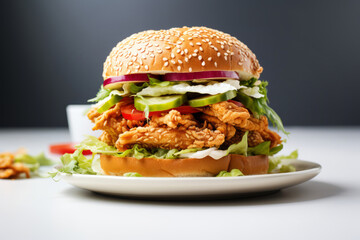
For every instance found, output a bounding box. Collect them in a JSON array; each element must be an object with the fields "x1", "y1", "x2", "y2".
[
  {"x1": 116, "y1": 126, "x2": 225, "y2": 151},
  {"x1": 150, "y1": 110, "x2": 198, "y2": 128},
  {"x1": 199, "y1": 114, "x2": 236, "y2": 140},
  {"x1": 88, "y1": 102, "x2": 145, "y2": 145},
  {"x1": 199, "y1": 101, "x2": 251, "y2": 126},
  {"x1": 200, "y1": 101, "x2": 281, "y2": 147}
]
